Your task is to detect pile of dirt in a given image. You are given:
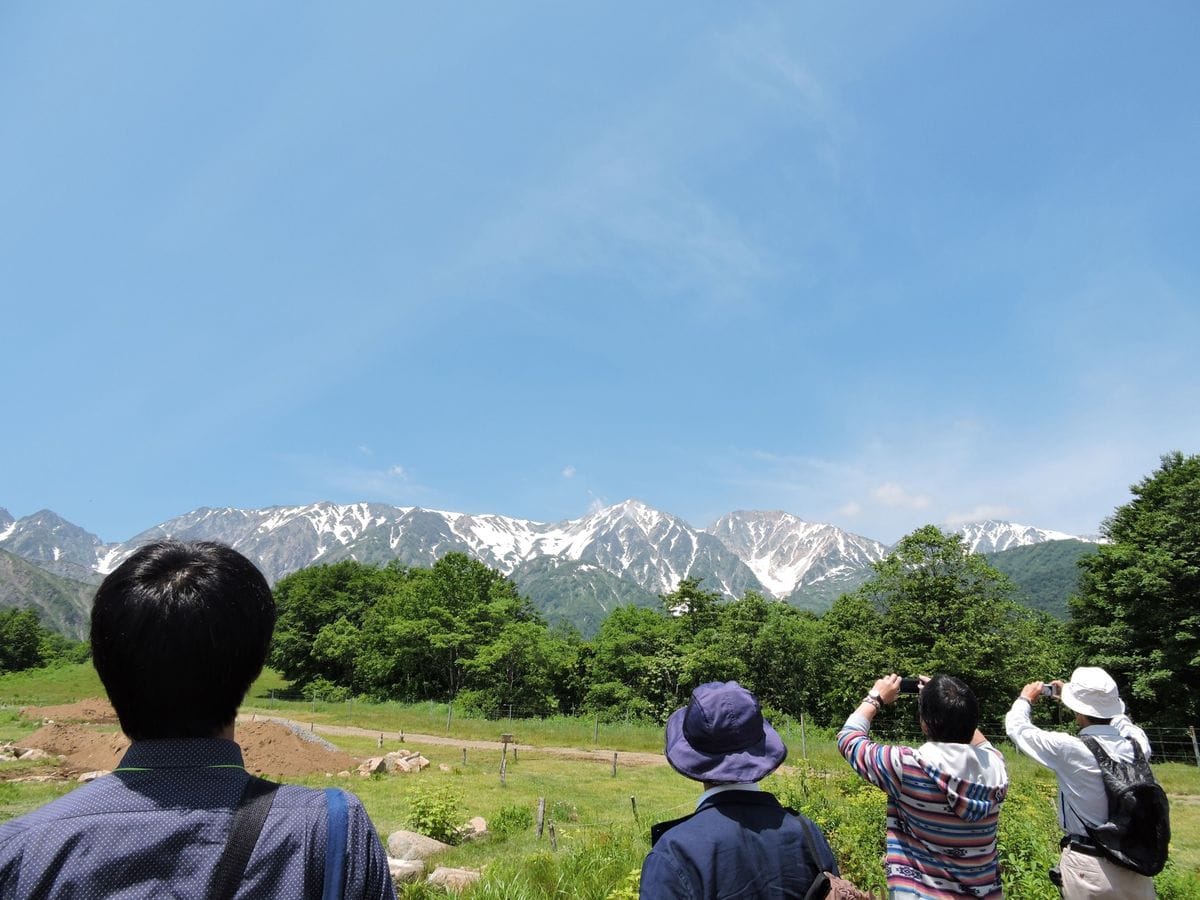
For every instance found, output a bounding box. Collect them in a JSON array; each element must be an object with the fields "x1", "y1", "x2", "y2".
[
  {"x1": 238, "y1": 721, "x2": 355, "y2": 777},
  {"x1": 16, "y1": 723, "x2": 128, "y2": 773},
  {"x1": 21, "y1": 698, "x2": 118, "y2": 725},
  {"x1": 14, "y1": 721, "x2": 356, "y2": 778}
]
